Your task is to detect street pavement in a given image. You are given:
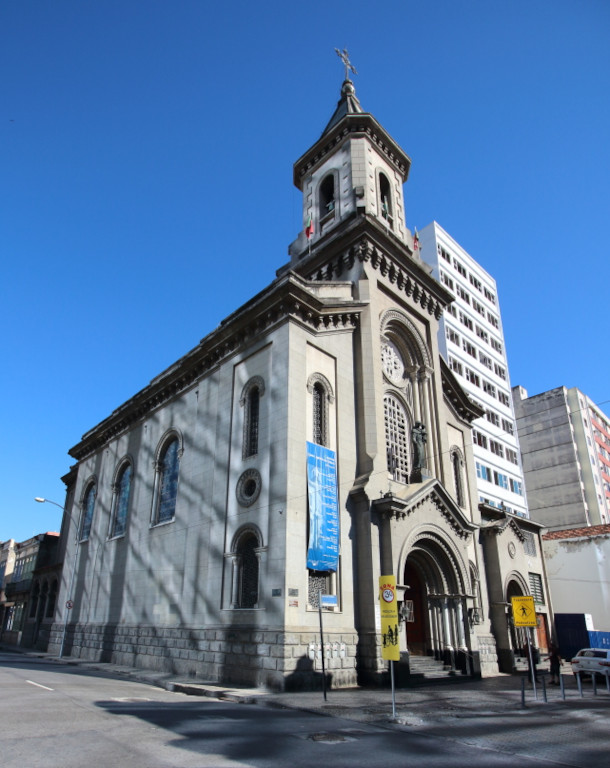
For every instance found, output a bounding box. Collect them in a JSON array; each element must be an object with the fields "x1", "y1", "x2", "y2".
[{"x1": 2, "y1": 644, "x2": 609, "y2": 767}]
